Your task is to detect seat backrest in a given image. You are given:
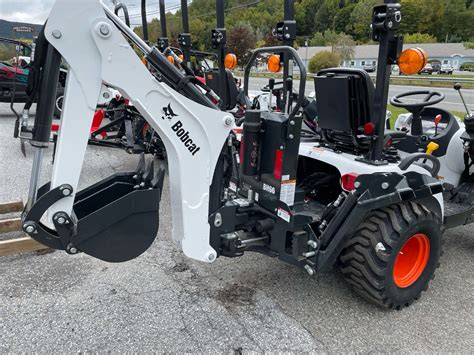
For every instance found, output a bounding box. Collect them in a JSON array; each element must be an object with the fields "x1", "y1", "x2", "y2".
[
  {"x1": 314, "y1": 68, "x2": 374, "y2": 135},
  {"x1": 205, "y1": 68, "x2": 238, "y2": 110}
]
